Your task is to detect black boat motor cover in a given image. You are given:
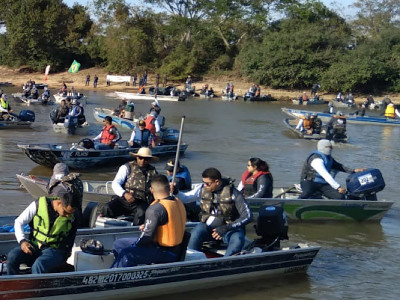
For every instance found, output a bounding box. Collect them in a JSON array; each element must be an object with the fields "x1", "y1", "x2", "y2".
[
  {"x1": 255, "y1": 205, "x2": 288, "y2": 243},
  {"x1": 346, "y1": 168, "x2": 385, "y2": 198},
  {"x1": 78, "y1": 138, "x2": 95, "y2": 149},
  {"x1": 19, "y1": 110, "x2": 35, "y2": 122}
]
